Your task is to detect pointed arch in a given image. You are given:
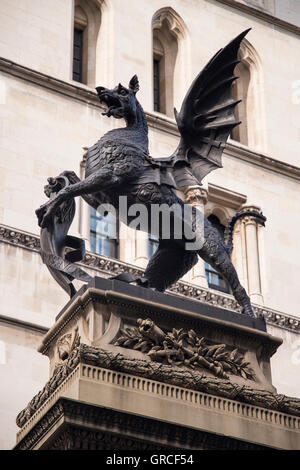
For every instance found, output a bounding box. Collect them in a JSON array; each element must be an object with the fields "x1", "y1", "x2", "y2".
[
  {"x1": 231, "y1": 38, "x2": 266, "y2": 151},
  {"x1": 151, "y1": 8, "x2": 188, "y2": 117},
  {"x1": 73, "y1": 0, "x2": 103, "y2": 86}
]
